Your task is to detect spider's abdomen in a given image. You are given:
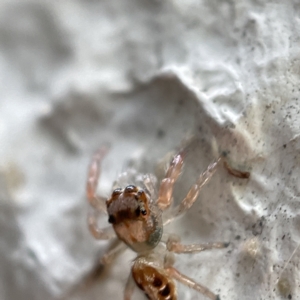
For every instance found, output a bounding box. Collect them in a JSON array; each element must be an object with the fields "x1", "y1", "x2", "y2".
[{"x1": 132, "y1": 258, "x2": 177, "y2": 300}]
